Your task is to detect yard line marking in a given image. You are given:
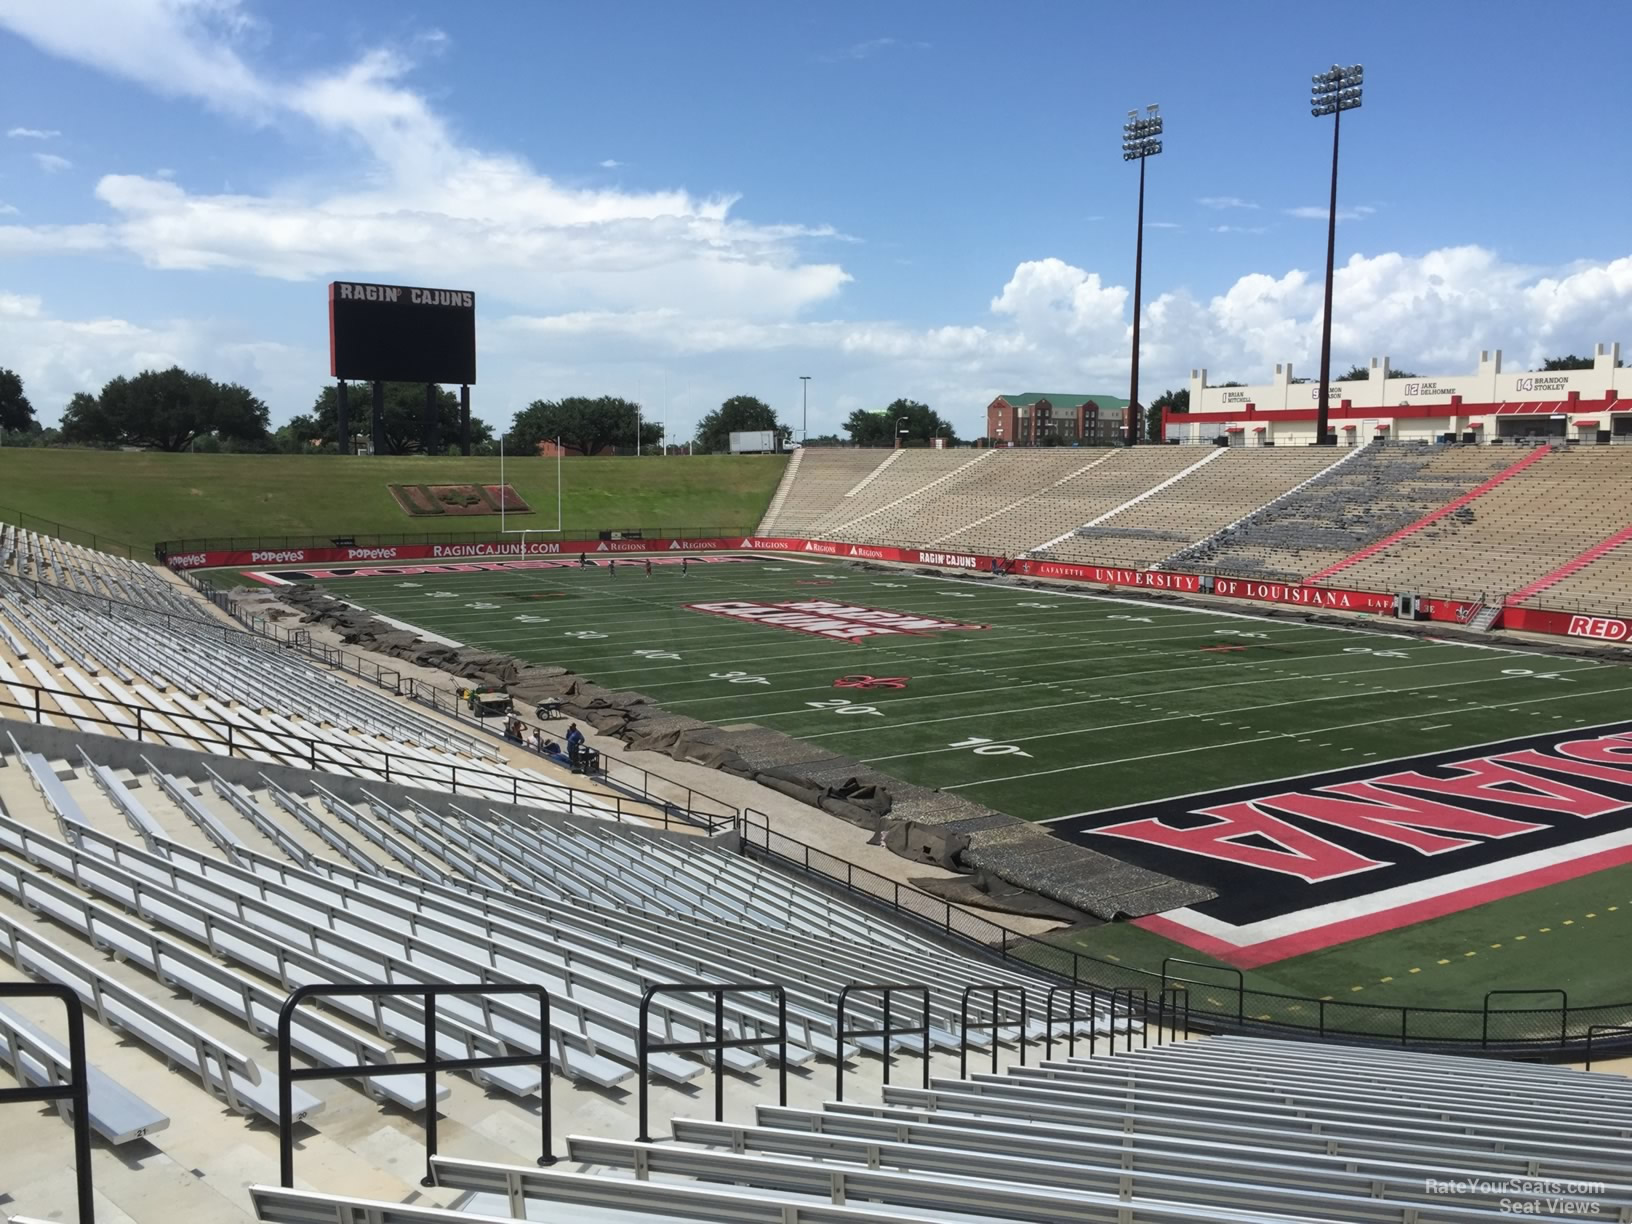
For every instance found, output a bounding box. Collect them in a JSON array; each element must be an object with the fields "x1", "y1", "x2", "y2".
[
  {"x1": 951, "y1": 683, "x2": 1632, "y2": 792},
  {"x1": 860, "y1": 666, "x2": 1621, "y2": 765},
  {"x1": 785, "y1": 652, "x2": 1593, "y2": 739}
]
